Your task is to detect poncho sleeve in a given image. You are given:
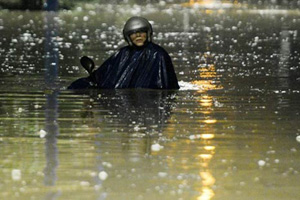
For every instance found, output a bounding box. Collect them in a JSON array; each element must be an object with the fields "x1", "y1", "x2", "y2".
[{"x1": 93, "y1": 48, "x2": 130, "y2": 88}]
